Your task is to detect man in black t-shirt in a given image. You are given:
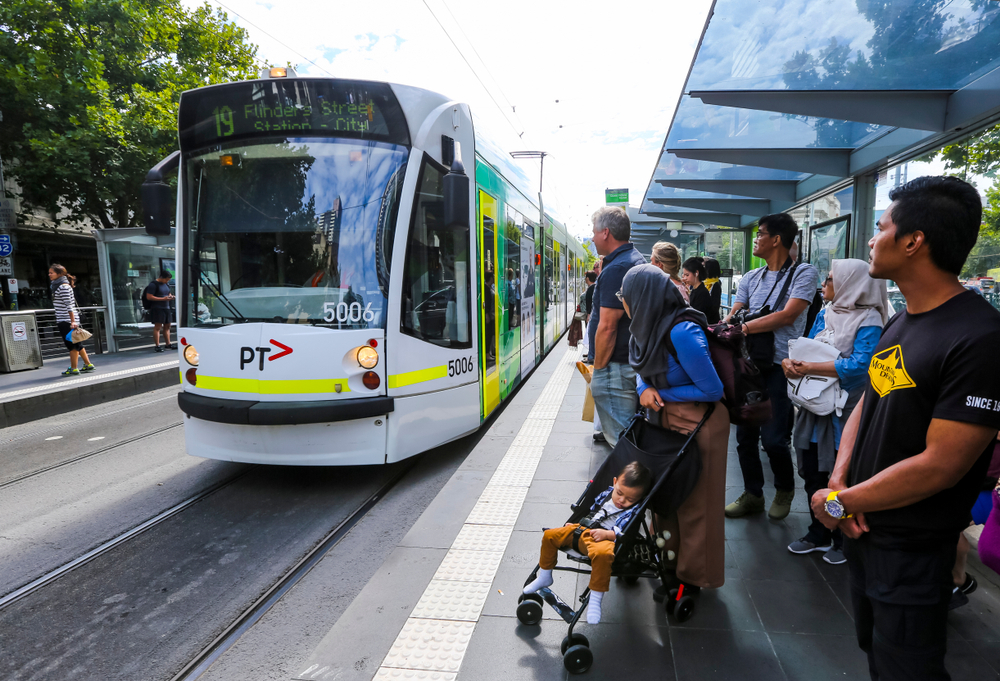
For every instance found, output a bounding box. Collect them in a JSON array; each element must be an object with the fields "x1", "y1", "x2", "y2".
[
  {"x1": 811, "y1": 176, "x2": 1000, "y2": 681},
  {"x1": 144, "y1": 270, "x2": 176, "y2": 353}
]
